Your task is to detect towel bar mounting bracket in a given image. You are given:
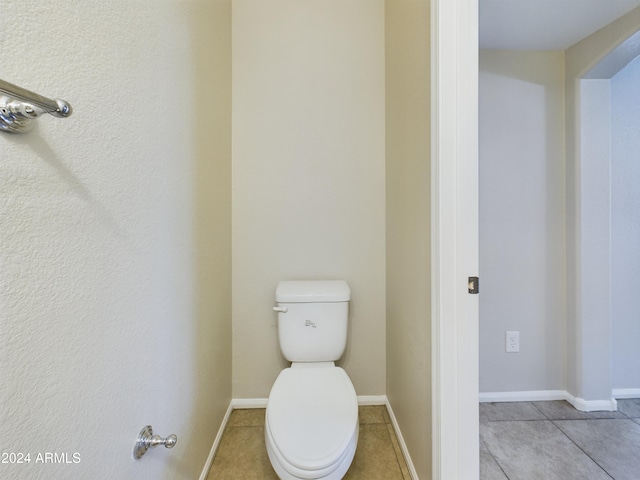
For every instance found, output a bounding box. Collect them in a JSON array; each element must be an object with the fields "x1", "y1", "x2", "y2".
[{"x1": 0, "y1": 95, "x2": 72, "y2": 134}]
